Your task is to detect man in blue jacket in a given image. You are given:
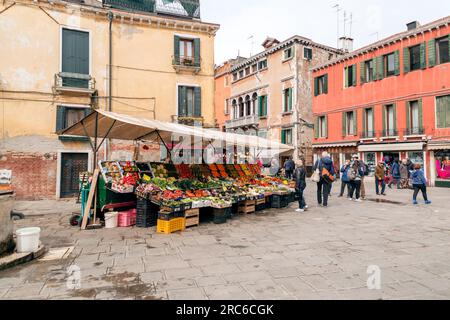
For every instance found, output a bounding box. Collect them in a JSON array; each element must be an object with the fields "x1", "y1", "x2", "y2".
[
  {"x1": 284, "y1": 158, "x2": 295, "y2": 179},
  {"x1": 411, "y1": 163, "x2": 432, "y2": 205},
  {"x1": 313, "y1": 151, "x2": 335, "y2": 207},
  {"x1": 339, "y1": 159, "x2": 351, "y2": 198}
]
